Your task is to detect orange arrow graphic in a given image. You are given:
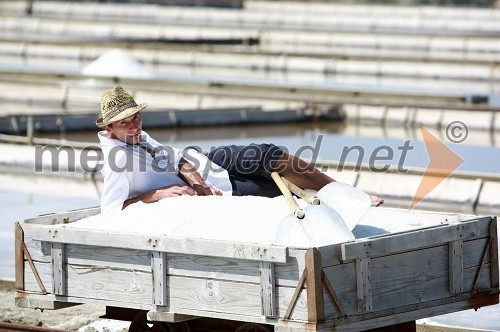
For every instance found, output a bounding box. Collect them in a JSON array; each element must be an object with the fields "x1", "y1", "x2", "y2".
[{"x1": 409, "y1": 125, "x2": 464, "y2": 210}]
